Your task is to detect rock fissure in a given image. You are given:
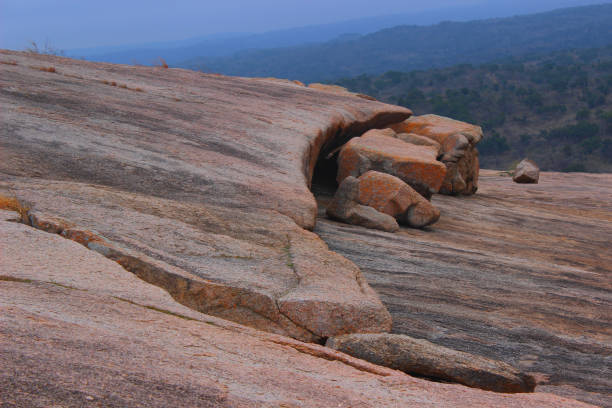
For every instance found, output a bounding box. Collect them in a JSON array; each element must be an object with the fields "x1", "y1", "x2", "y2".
[
  {"x1": 307, "y1": 111, "x2": 412, "y2": 195},
  {"x1": 19, "y1": 211, "x2": 319, "y2": 341}
]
